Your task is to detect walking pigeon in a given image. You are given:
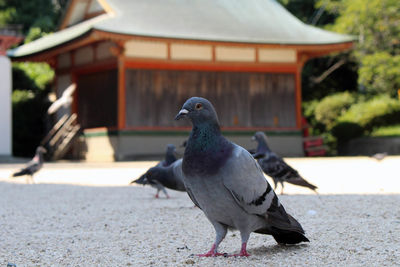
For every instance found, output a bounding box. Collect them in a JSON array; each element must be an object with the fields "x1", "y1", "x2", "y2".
[
  {"x1": 252, "y1": 131, "x2": 317, "y2": 194},
  {"x1": 131, "y1": 144, "x2": 178, "y2": 198},
  {"x1": 143, "y1": 159, "x2": 186, "y2": 195},
  {"x1": 175, "y1": 97, "x2": 309, "y2": 257},
  {"x1": 11, "y1": 146, "x2": 46, "y2": 183}
]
